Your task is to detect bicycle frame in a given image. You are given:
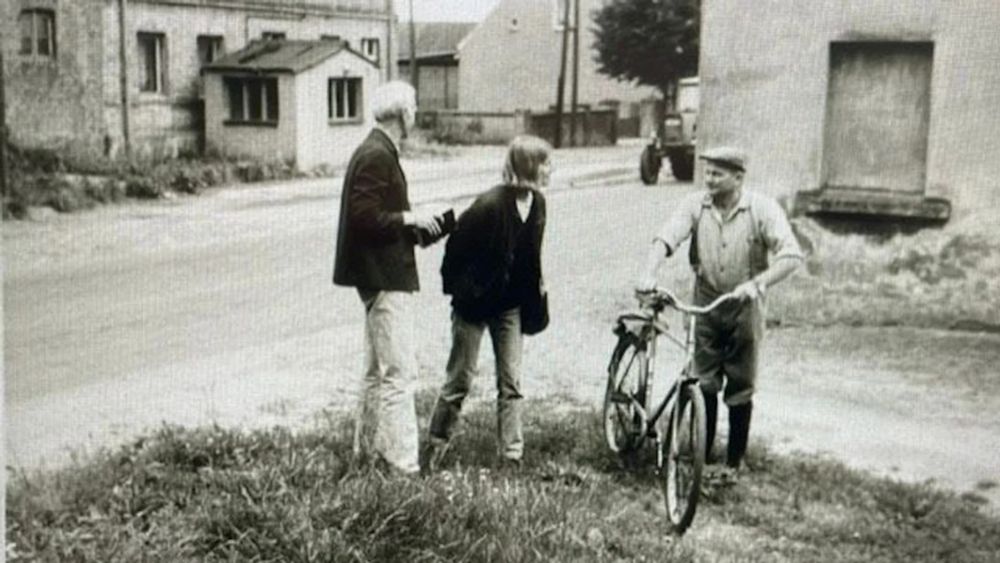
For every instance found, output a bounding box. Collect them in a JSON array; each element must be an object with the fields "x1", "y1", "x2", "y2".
[{"x1": 613, "y1": 288, "x2": 733, "y2": 456}]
